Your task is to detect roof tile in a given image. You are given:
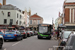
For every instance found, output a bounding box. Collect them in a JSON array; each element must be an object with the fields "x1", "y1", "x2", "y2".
[{"x1": 30, "y1": 14, "x2": 42, "y2": 18}]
